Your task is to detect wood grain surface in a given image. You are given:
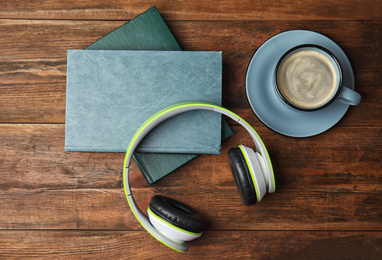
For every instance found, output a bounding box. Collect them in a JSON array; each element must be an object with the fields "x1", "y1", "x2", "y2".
[
  {"x1": 0, "y1": 0, "x2": 381, "y2": 259},
  {"x1": 0, "y1": 0, "x2": 380, "y2": 20}
]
